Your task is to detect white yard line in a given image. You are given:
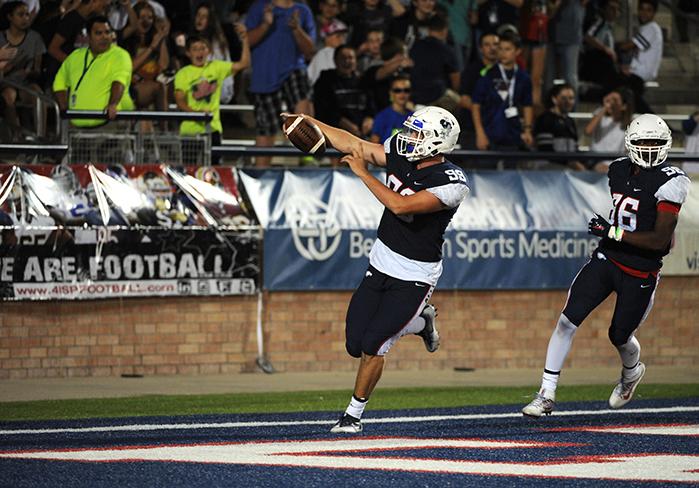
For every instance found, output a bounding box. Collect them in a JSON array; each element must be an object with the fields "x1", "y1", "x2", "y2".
[{"x1": 1, "y1": 405, "x2": 698, "y2": 436}]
